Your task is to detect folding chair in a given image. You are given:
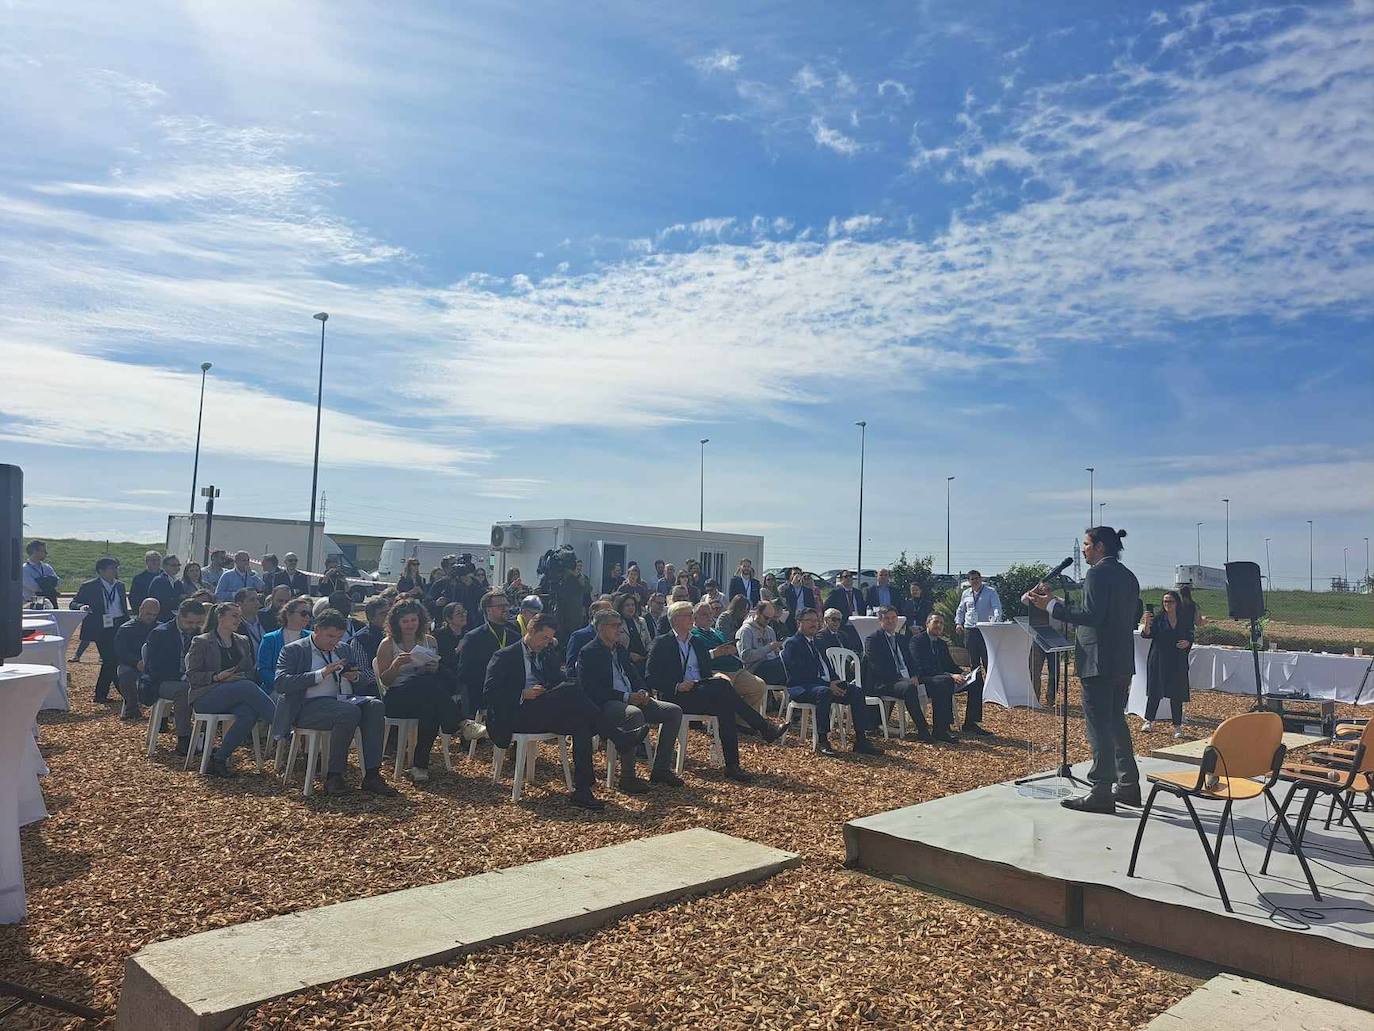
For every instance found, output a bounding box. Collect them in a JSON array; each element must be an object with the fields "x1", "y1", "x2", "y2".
[
  {"x1": 825, "y1": 646, "x2": 886, "y2": 737},
  {"x1": 1263, "y1": 719, "x2": 1374, "y2": 871},
  {"x1": 1128, "y1": 711, "x2": 1319, "y2": 913}
]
